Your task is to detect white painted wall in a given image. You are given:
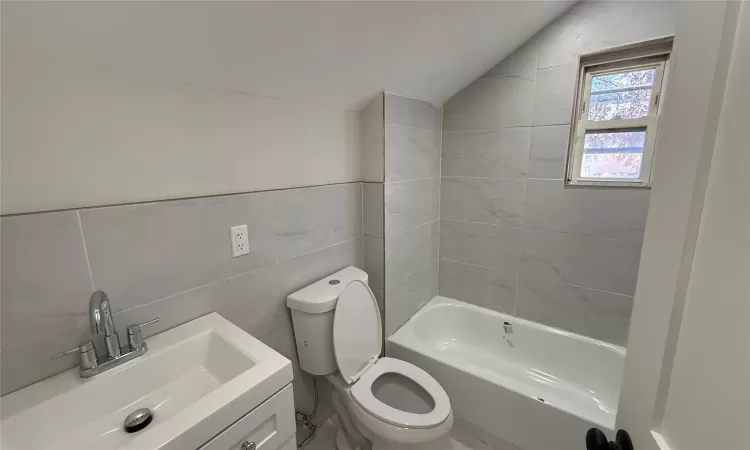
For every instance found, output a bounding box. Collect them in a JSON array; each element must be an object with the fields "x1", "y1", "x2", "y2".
[
  {"x1": 659, "y1": 3, "x2": 750, "y2": 449},
  {"x1": 615, "y1": 3, "x2": 740, "y2": 447},
  {"x1": 1, "y1": 53, "x2": 360, "y2": 214}
]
